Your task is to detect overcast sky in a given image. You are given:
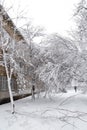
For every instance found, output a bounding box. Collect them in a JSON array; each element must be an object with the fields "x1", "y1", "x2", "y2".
[{"x1": 2, "y1": 0, "x2": 80, "y2": 37}]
